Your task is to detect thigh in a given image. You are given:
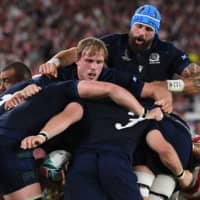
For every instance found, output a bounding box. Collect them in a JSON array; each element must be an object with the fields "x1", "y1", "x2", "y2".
[
  {"x1": 64, "y1": 152, "x2": 107, "y2": 200},
  {"x1": 133, "y1": 117, "x2": 193, "y2": 174},
  {"x1": 0, "y1": 145, "x2": 38, "y2": 195},
  {"x1": 158, "y1": 117, "x2": 193, "y2": 169},
  {"x1": 99, "y1": 151, "x2": 142, "y2": 200}
]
